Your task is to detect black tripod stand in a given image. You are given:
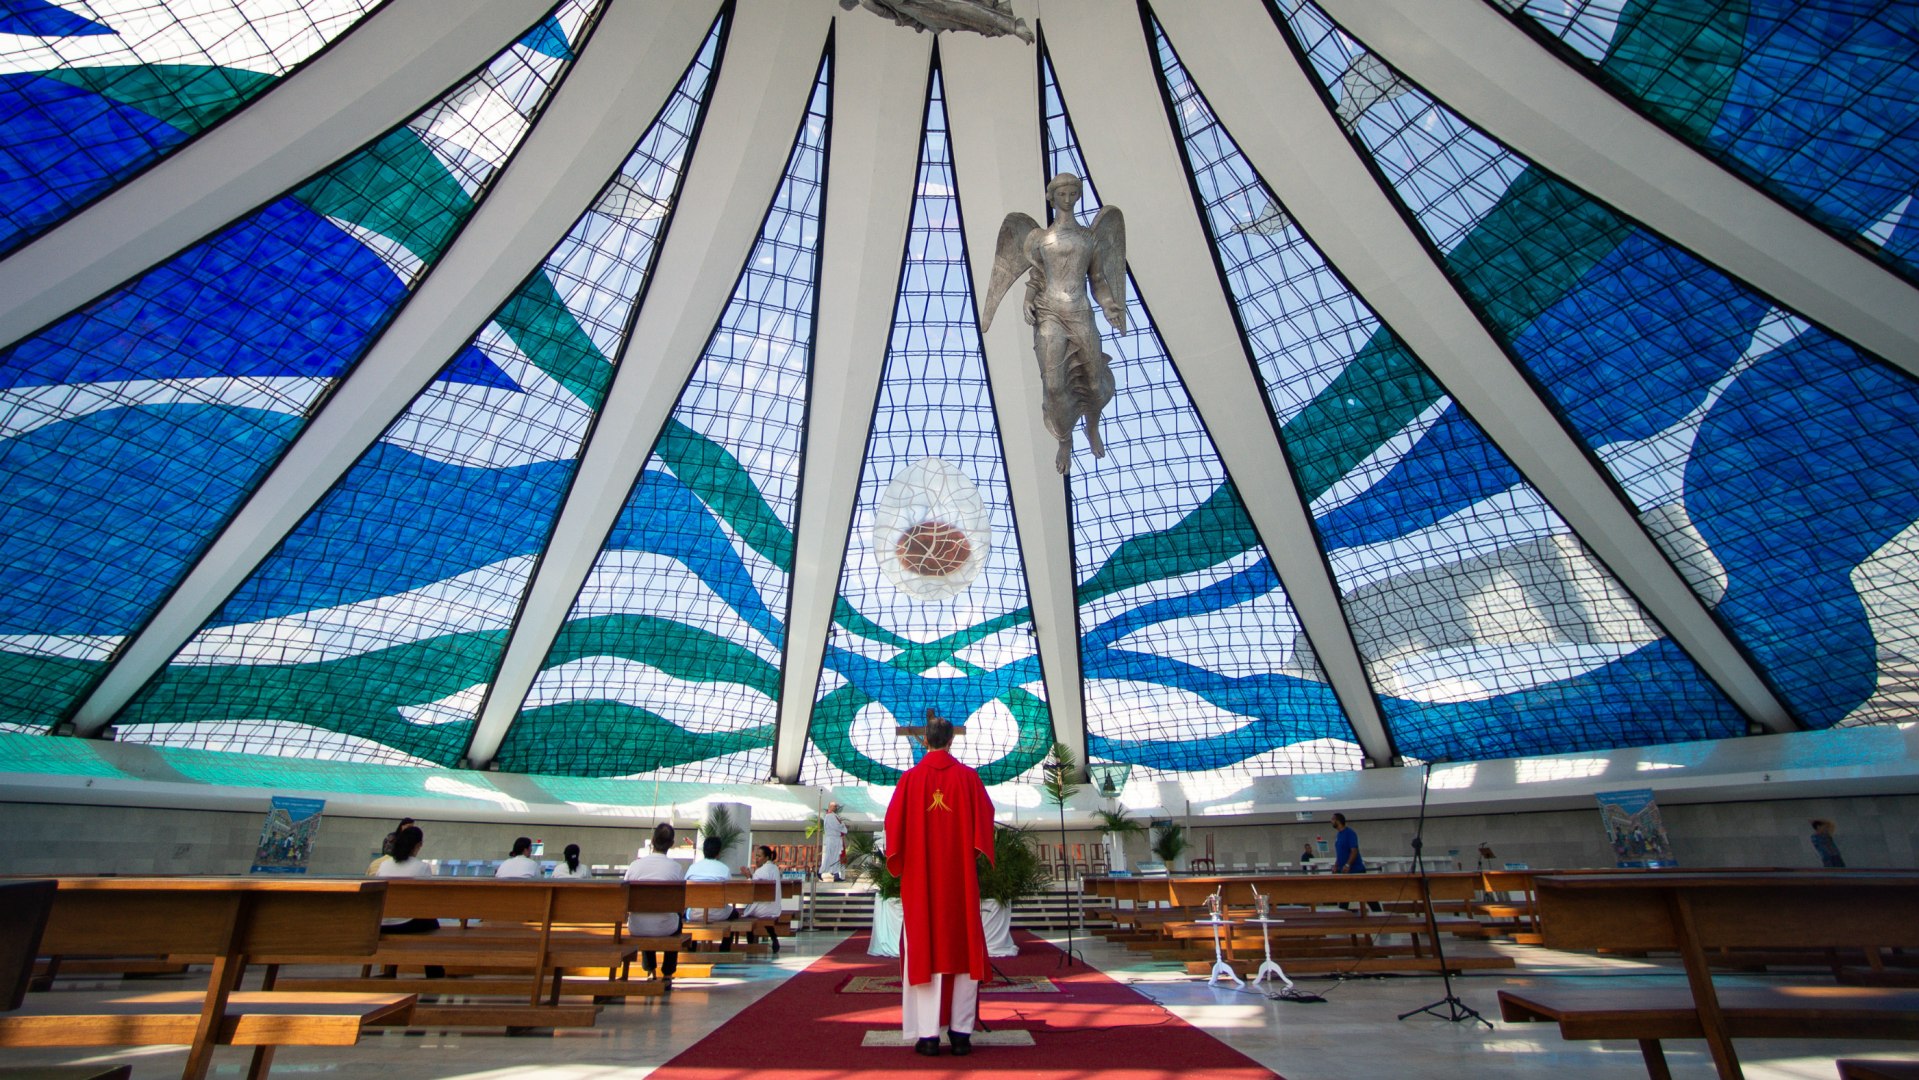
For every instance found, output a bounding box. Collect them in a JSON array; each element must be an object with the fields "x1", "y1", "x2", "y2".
[{"x1": 1397, "y1": 760, "x2": 1490, "y2": 1027}]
